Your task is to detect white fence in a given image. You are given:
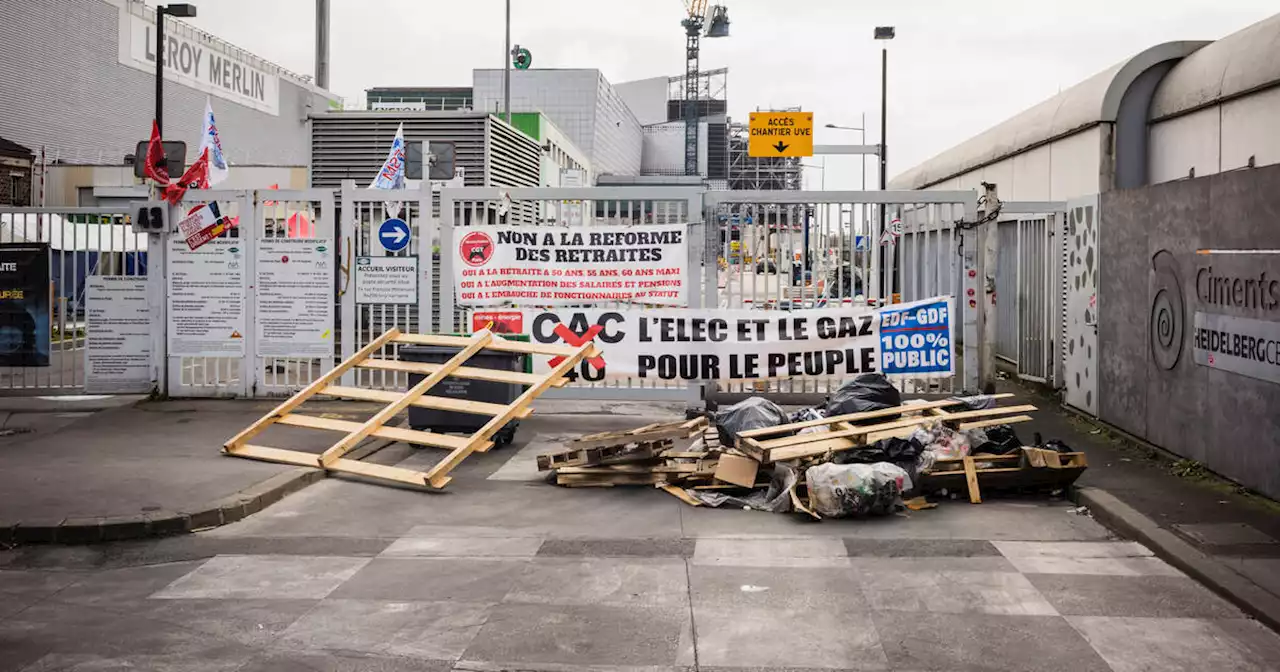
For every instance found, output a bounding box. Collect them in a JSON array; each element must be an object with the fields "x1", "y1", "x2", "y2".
[
  {"x1": 0, "y1": 207, "x2": 144, "y2": 394},
  {"x1": 0, "y1": 186, "x2": 1078, "y2": 402}
]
